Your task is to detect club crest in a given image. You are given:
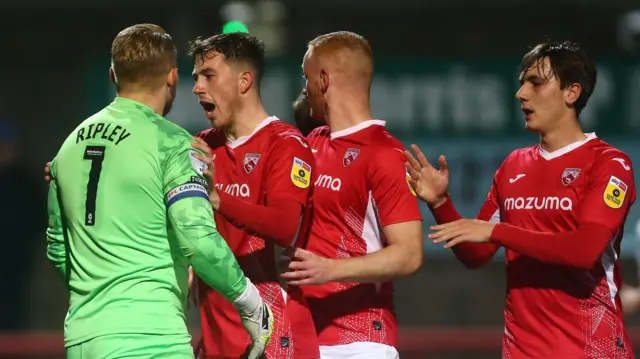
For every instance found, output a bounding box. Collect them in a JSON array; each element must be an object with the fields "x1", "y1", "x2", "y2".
[
  {"x1": 244, "y1": 153, "x2": 261, "y2": 174},
  {"x1": 561, "y1": 168, "x2": 581, "y2": 186},
  {"x1": 343, "y1": 148, "x2": 360, "y2": 167}
]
